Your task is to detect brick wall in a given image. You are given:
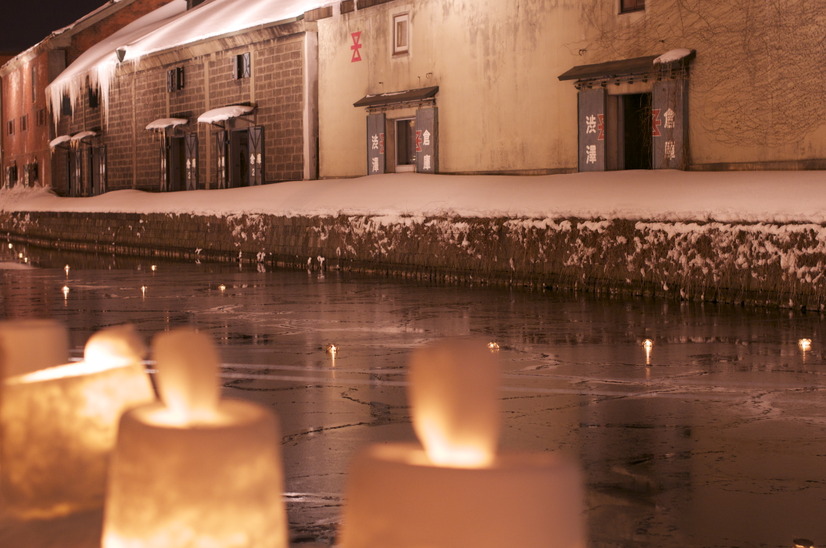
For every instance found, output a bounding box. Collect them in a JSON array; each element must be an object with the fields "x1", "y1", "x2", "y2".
[
  {"x1": 62, "y1": 24, "x2": 308, "y2": 192},
  {"x1": 3, "y1": 211, "x2": 826, "y2": 310}
]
